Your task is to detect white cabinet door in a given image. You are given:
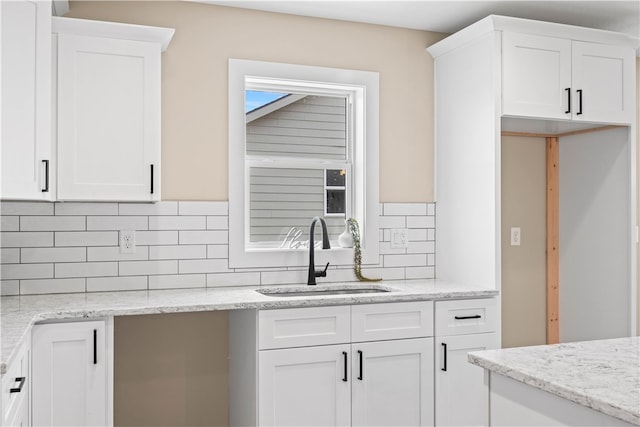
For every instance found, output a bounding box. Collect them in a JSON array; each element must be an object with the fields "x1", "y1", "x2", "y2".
[
  {"x1": 502, "y1": 32, "x2": 572, "y2": 120},
  {"x1": 32, "y1": 321, "x2": 107, "y2": 426},
  {"x1": 435, "y1": 333, "x2": 498, "y2": 427},
  {"x1": 571, "y1": 41, "x2": 635, "y2": 124},
  {"x1": 351, "y1": 338, "x2": 434, "y2": 427},
  {"x1": 57, "y1": 33, "x2": 160, "y2": 201},
  {"x1": 259, "y1": 344, "x2": 351, "y2": 427},
  {"x1": 1, "y1": 0, "x2": 52, "y2": 200}
]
